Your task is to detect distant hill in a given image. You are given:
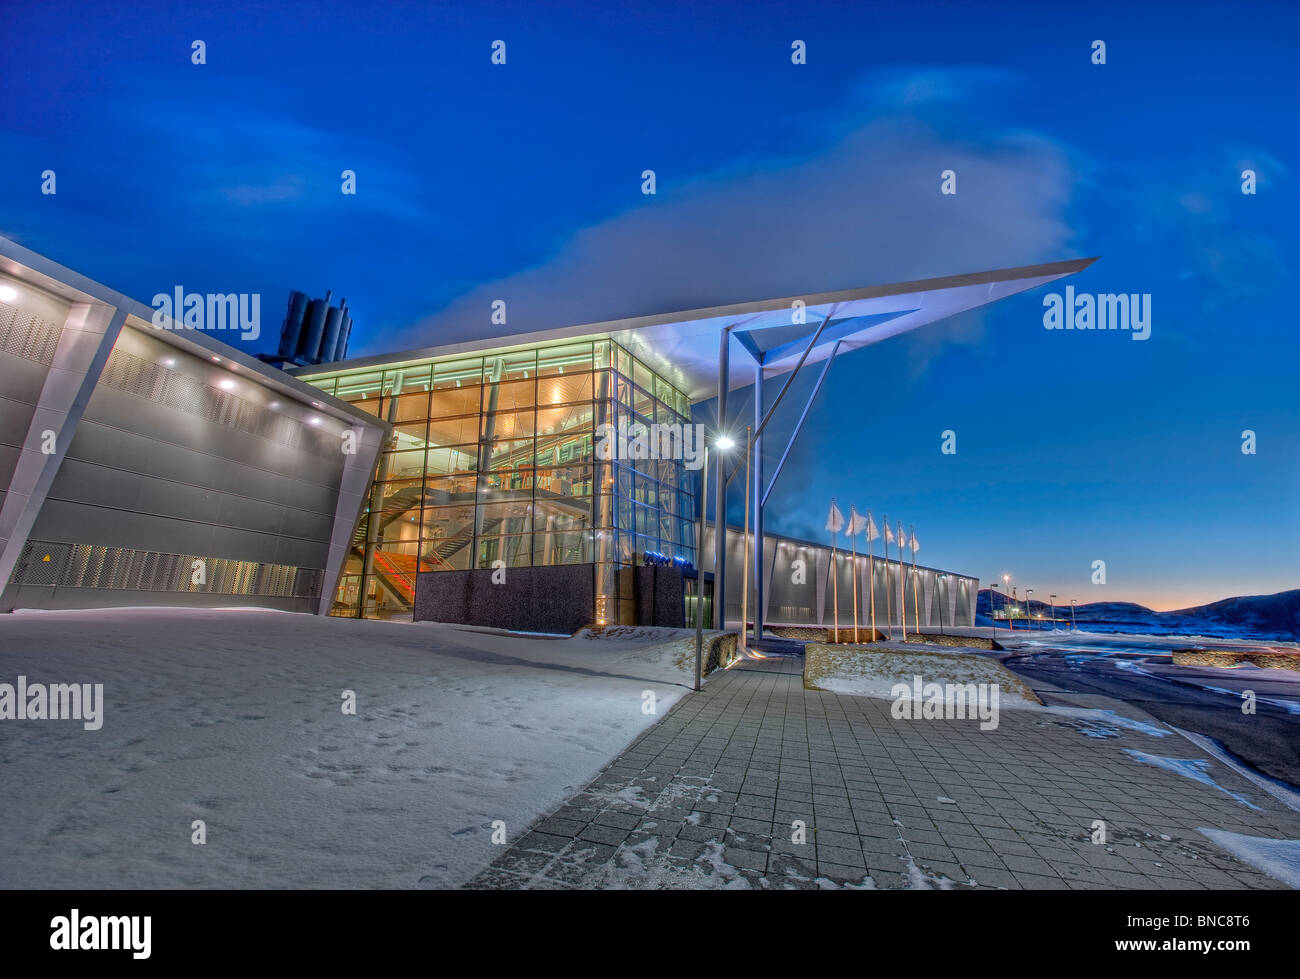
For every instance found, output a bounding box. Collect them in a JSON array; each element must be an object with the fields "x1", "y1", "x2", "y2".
[
  {"x1": 976, "y1": 588, "x2": 1300, "y2": 642},
  {"x1": 1171, "y1": 590, "x2": 1300, "y2": 638}
]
